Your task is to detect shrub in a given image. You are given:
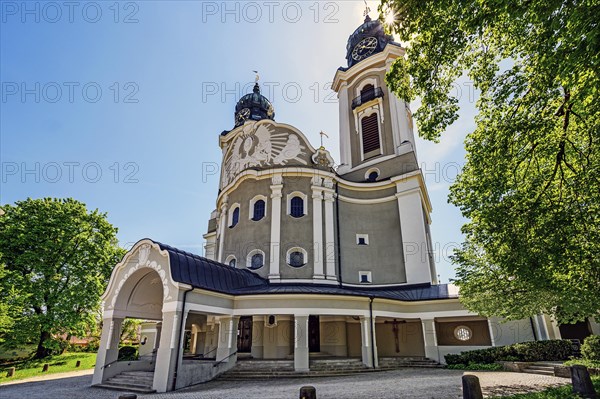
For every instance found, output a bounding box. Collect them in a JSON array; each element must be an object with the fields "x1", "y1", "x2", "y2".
[
  {"x1": 581, "y1": 335, "x2": 600, "y2": 361},
  {"x1": 117, "y1": 346, "x2": 138, "y2": 361},
  {"x1": 444, "y1": 339, "x2": 572, "y2": 365}
]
